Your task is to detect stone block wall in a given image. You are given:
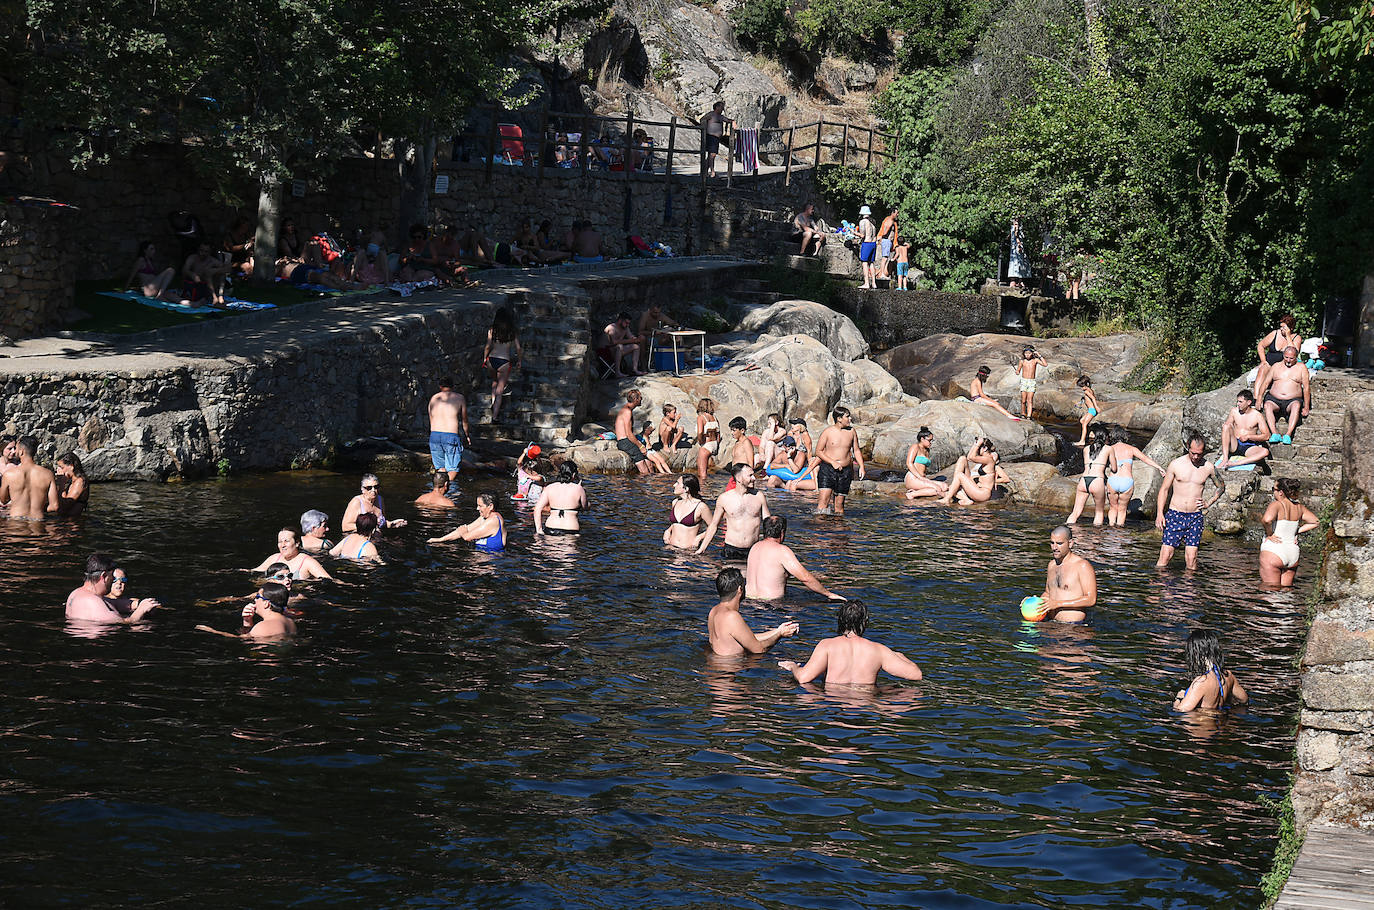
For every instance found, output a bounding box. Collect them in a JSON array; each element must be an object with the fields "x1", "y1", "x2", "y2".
[
  {"x1": 832, "y1": 287, "x2": 1002, "y2": 350},
  {"x1": 0, "y1": 203, "x2": 78, "y2": 339},
  {"x1": 1293, "y1": 396, "x2": 1374, "y2": 828}
]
